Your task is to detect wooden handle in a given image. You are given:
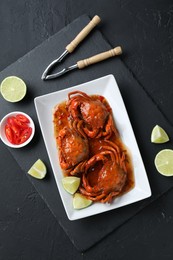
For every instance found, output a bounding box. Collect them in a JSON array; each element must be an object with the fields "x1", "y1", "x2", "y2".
[
  {"x1": 77, "y1": 46, "x2": 122, "y2": 69},
  {"x1": 66, "y1": 15, "x2": 101, "y2": 53}
]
